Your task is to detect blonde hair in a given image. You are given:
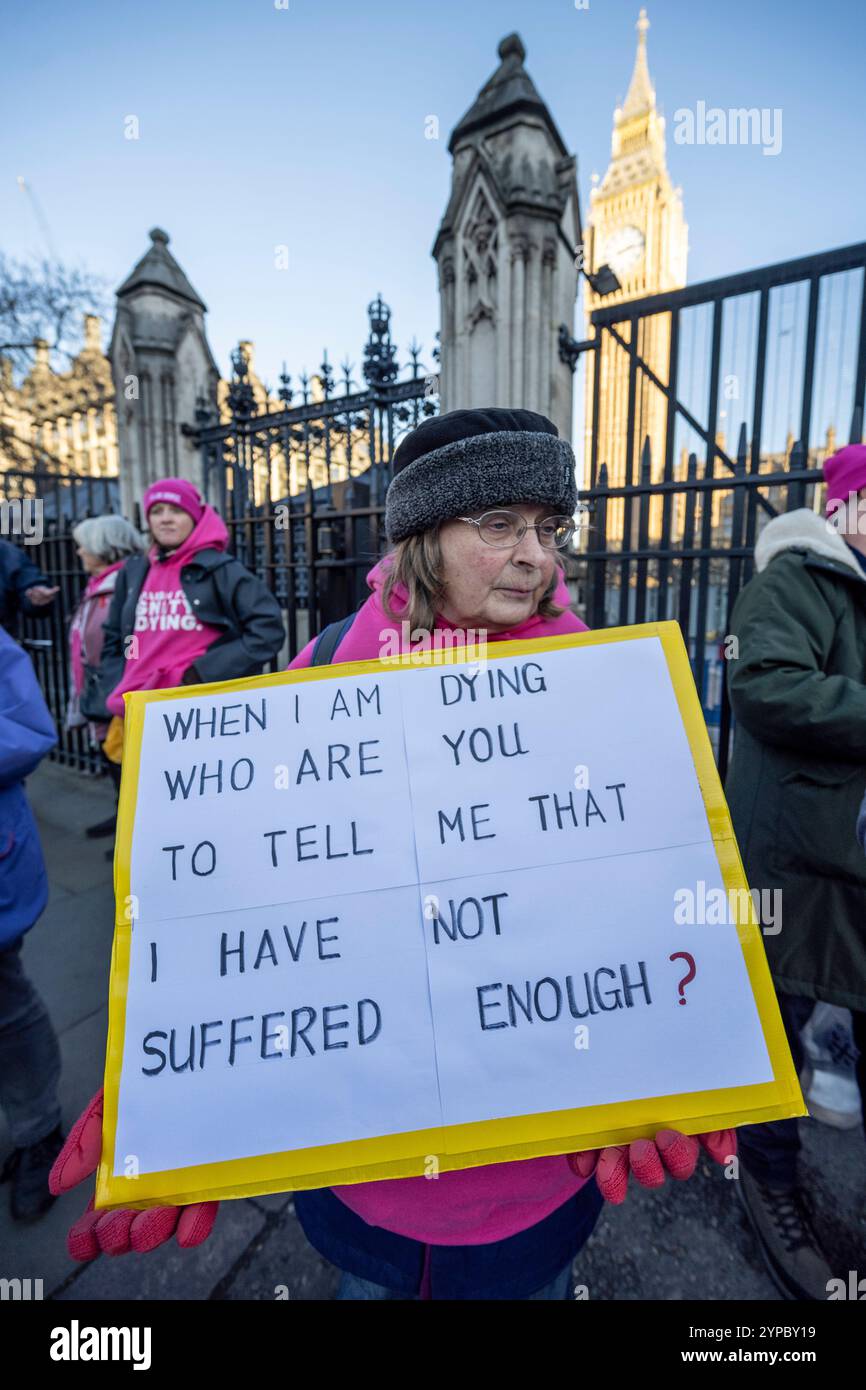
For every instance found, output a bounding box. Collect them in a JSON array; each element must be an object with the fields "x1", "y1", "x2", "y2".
[{"x1": 380, "y1": 525, "x2": 571, "y2": 631}]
